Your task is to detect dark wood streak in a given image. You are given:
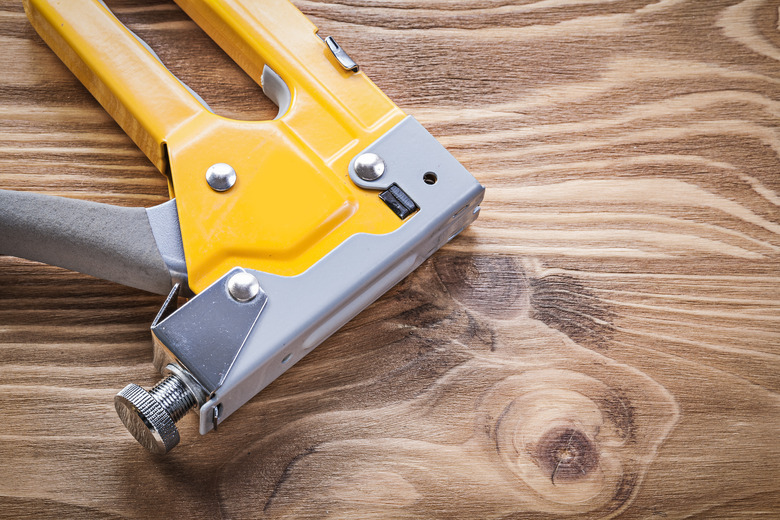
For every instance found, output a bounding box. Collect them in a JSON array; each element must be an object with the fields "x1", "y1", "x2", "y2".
[
  {"x1": 435, "y1": 254, "x2": 530, "y2": 319},
  {"x1": 530, "y1": 273, "x2": 616, "y2": 350},
  {"x1": 0, "y1": 497, "x2": 127, "y2": 520},
  {"x1": 599, "y1": 389, "x2": 637, "y2": 442},
  {"x1": 493, "y1": 400, "x2": 514, "y2": 455},
  {"x1": 610, "y1": 473, "x2": 640, "y2": 513},
  {"x1": 264, "y1": 446, "x2": 319, "y2": 513}
]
